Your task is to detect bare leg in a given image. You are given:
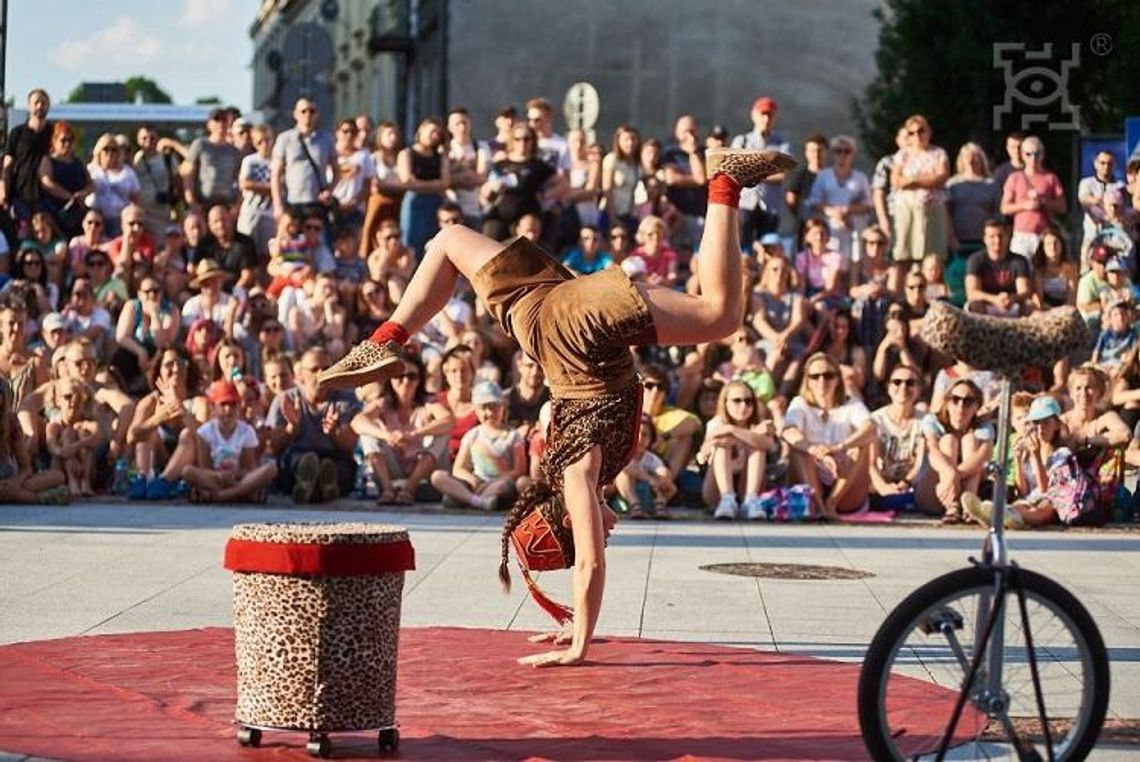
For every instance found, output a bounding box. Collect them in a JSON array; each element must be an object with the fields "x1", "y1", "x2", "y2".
[
  {"x1": 744, "y1": 447, "x2": 767, "y2": 497},
  {"x1": 404, "y1": 452, "x2": 437, "y2": 495},
  {"x1": 826, "y1": 446, "x2": 871, "y2": 513},
  {"x1": 429, "y1": 470, "x2": 480, "y2": 507},
  {"x1": 711, "y1": 446, "x2": 735, "y2": 499},
  {"x1": 959, "y1": 432, "x2": 984, "y2": 497},
  {"x1": 789, "y1": 449, "x2": 827, "y2": 517},
  {"x1": 160, "y1": 429, "x2": 198, "y2": 481},
  {"x1": 216, "y1": 463, "x2": 278, "y2": 502},
  {"x1": 369, "y1": 453, "x2": 395, "y2": 498}
]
